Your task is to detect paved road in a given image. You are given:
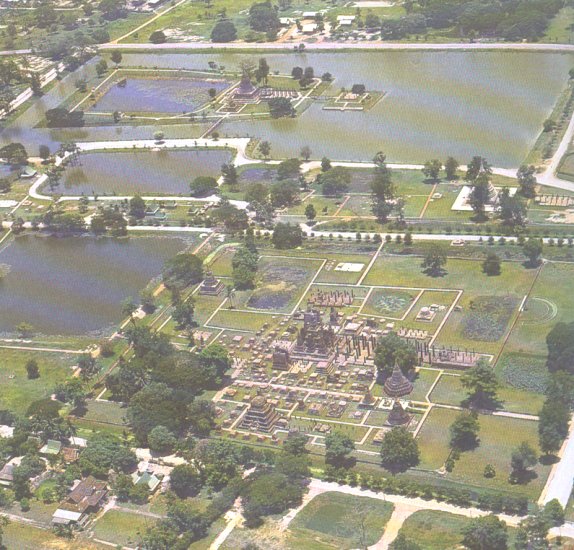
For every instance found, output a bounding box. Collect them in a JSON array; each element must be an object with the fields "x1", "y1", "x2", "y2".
[
  {"x1": 539, "y1": 416, "x2": 574, "y2": 507},
  {"x1": 100, "y1": 41, "x2": 574, "y2": 52}
]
